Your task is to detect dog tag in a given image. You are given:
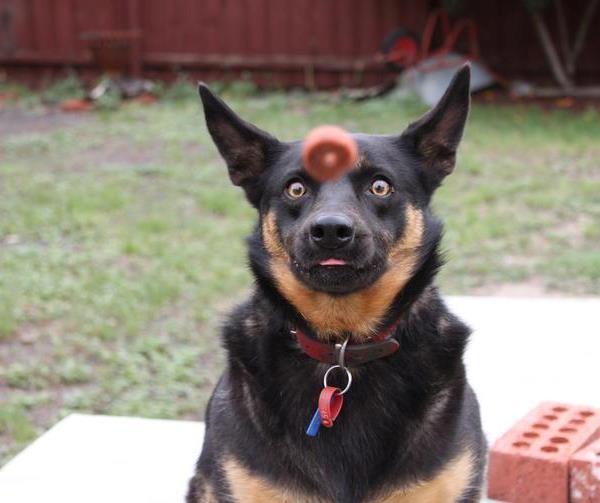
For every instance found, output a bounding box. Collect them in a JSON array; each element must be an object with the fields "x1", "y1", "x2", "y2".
[
  {"x1": 306, "y1": 409, "x2": 322, "y2": 437},
  {"x1": 318, "y1": 386, "x2": 344, "y2": 428}
]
